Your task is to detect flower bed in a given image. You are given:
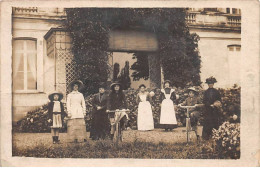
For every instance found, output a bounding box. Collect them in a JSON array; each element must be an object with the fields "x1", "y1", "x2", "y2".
[{"x1": 212, "y1": 122, "x2": 240, "y2": 159}]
